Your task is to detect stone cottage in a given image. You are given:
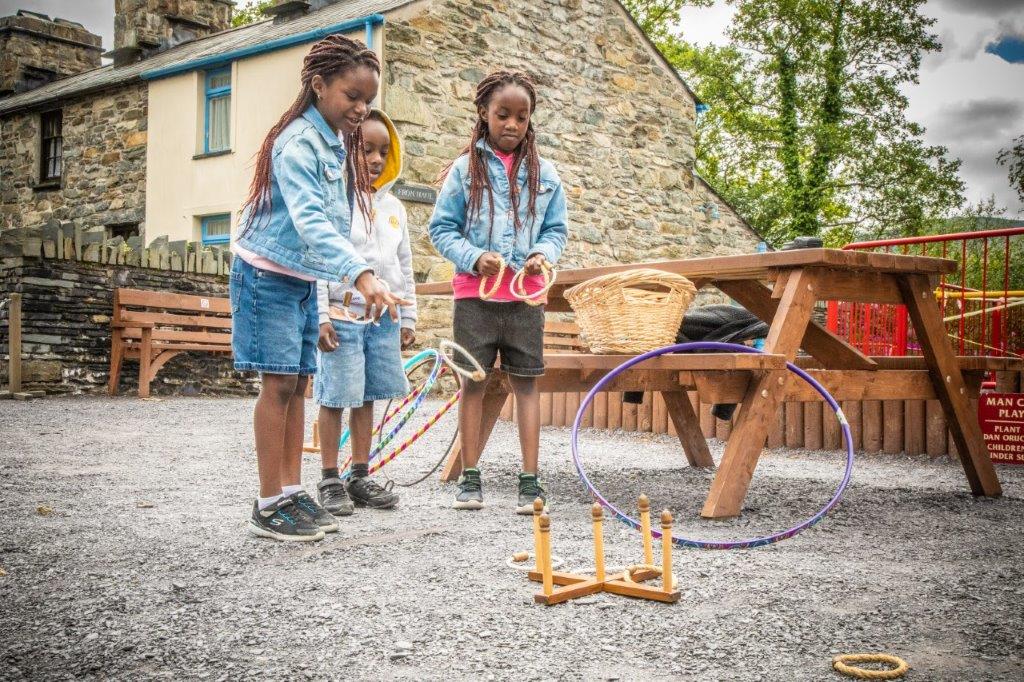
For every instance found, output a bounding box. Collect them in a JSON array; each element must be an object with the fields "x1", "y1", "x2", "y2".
[{"x1": 0, "y1": 0, "x2": 758, "y2": 345}]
